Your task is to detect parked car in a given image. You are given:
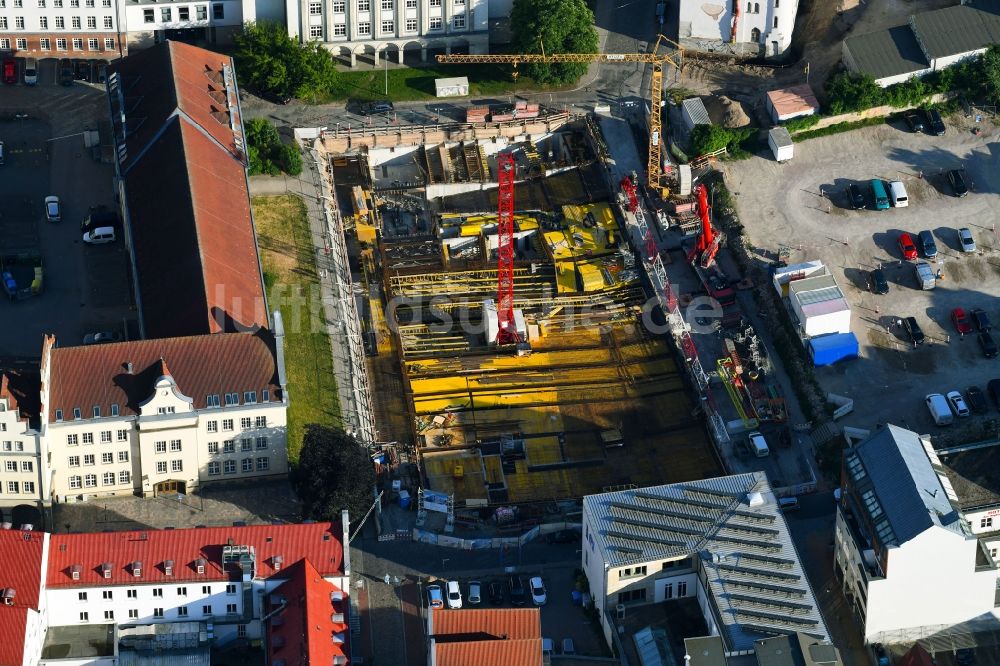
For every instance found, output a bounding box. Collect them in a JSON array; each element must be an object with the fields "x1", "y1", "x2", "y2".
[
  {"x1": 82, "y1": 226, "x2": 116, "y2": 244},
  {"x1": 542, "y1": 638, "x2": 555, "y2": 657},
  {"x1": 59, "y1": 59, "x2": 74, "y2": 86},
  {"x1": 1, "y1": 57, "x2": 15, "y2": 85},
  {"x1": 979, "y1": 332, "x2": 998, "y2": 359},
  {"x1": 468, "y1": 580, "x2": 481, "y2": 605},
  {"x1": 869, "y1": 268, "x2": 889, "y2": 295},
  {"x1": 361, "y1": 100, "x2": 394, "y2": 115},
  {"x1": 959, "y1": 227, "x2": 977, "y2": 253},
  {"x1": 967, "y1": 386, "x2": 988, "y2": 414},
  {"x1": 847, "y1": 183, "x2": 865, "y2": 210},
  {"x1": 529, "y1": 576, "x2": 547, "y2": 605},
  {"x1": 488, "y1": 581, "x2": 504, "y2": 605},
  {"x1": 947, "y1": 390, "x2": 971, "y2": 417},
  {"x1": 989, "y1": 379, "x2": 1000, "y2": 408},
  {"x1": 446, "y1": 580, "x2": 463, "y2": 609},
  {"x1": 918, "y1": 230, "x2": 937, "y2": 259},
  {"x1": 426, "y1": 584, "x2": 444, "y2": 609},
  {"x1": 926, "y1": 393, "x2": 954, "y2": 426},
  {"x1": 898, "y1": 232, "x2": 917, "y2": 260},
  {"x1": 904, "y1": 112, "x2": 925, "y2": 133},
  {"x1": 23, "y1": 58, "x2": 37, "y2": 85},
  {"x1": 972, "y1": 308, "x2": 992, "y2": 332},
  {"x1": 952, "y1": 308, "x2": 972, "y2": 335},
  {"x1": 903, "y1": 317, "x2": 925, "y2": 345},
  {"x1": 508, "y1": 576, "x2": 527, "y2": 606},
  {"x1": 561, "y1": 638, "x2": 576, "y2": 656},
  {"x1": 925, "y1": 108, "x2": 946, "y2": 135},
  {"x1": 44, "y1": 196, "x2": 61, "y2": 223},
  {"x1": 948, "y1": 169, "x2": 969, "y2": 197},
  {"x1": 82, "y1": 331, "x2": 122, "y2": 345}
]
